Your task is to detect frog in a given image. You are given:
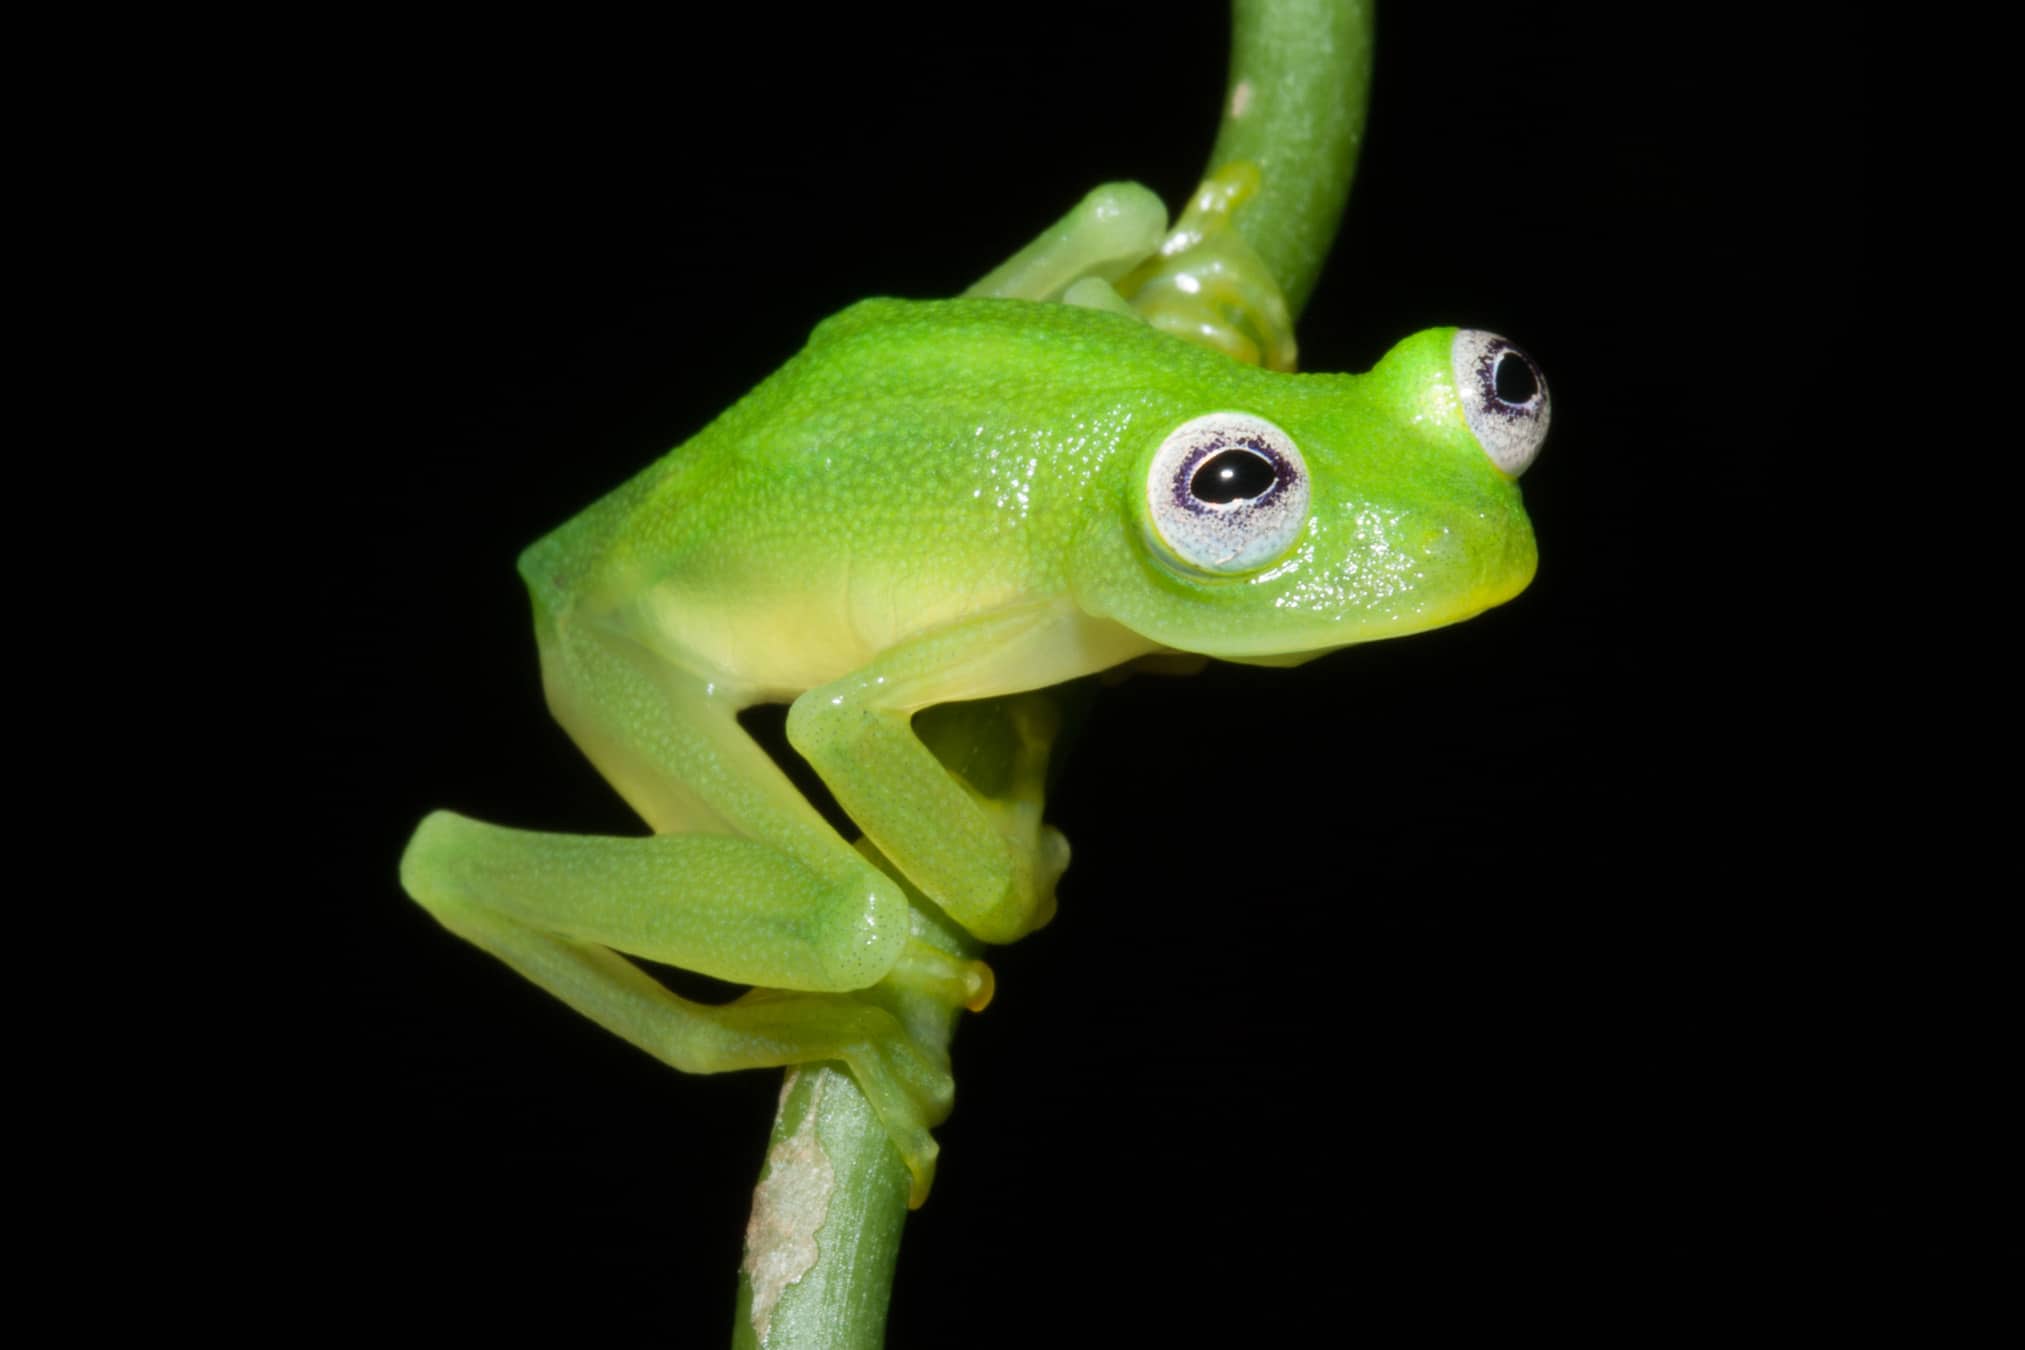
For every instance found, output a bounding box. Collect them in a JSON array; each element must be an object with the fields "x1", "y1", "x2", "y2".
[{"x1": 399, "y1": 183, "x2": 1549, "y2": 1210}]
